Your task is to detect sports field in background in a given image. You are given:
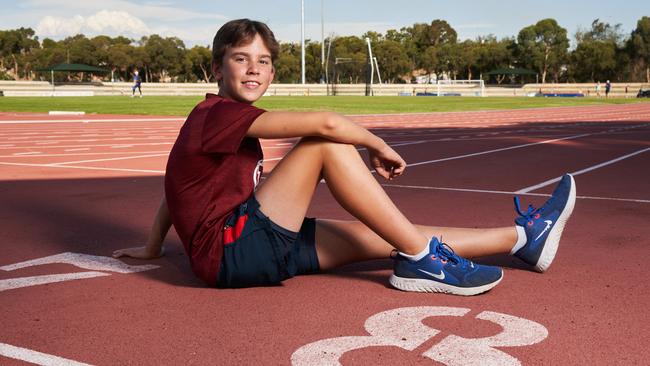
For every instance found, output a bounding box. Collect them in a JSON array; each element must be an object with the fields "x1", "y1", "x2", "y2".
[{"x1": 0, "y1": 95, "x2": 646, "y2": 115}]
